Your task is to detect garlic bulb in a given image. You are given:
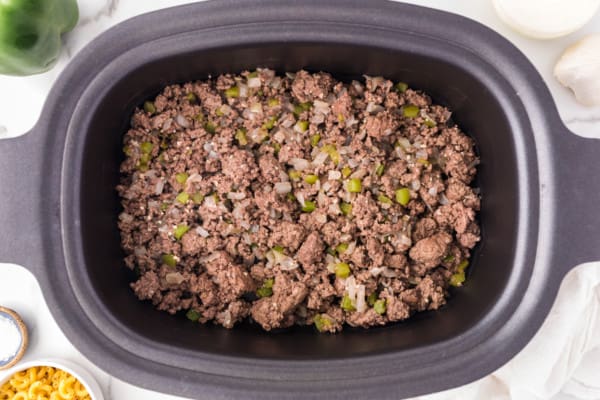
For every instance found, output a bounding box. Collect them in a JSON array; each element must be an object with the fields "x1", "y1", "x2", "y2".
[
  {"x1": 554, "y1": 34, "x2": 600, "y2": 107},
  {"x1": 493, "y1": 0, "x2": 600, "y2": 39}
]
